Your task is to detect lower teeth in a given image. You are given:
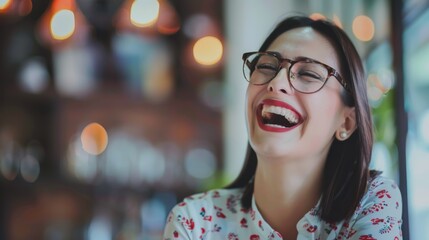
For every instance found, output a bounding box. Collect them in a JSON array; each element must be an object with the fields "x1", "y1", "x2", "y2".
[{"x1": 265, "y1": 123, "x2": 286, "y2": 128}]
